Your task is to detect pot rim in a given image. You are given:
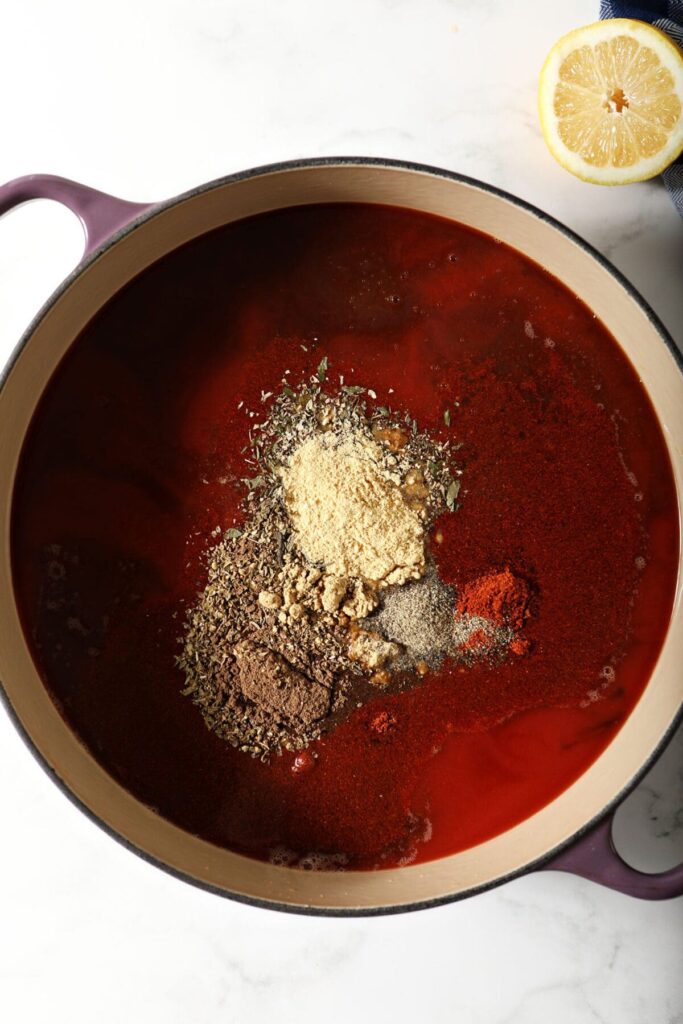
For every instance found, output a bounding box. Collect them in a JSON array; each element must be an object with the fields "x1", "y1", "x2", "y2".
[
  {"x1": 4, "y1": 156, "x2": 681, "y2": 393},
  {"x1": 1, "y1": 155, "x2": 681, "y2": 915}
]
